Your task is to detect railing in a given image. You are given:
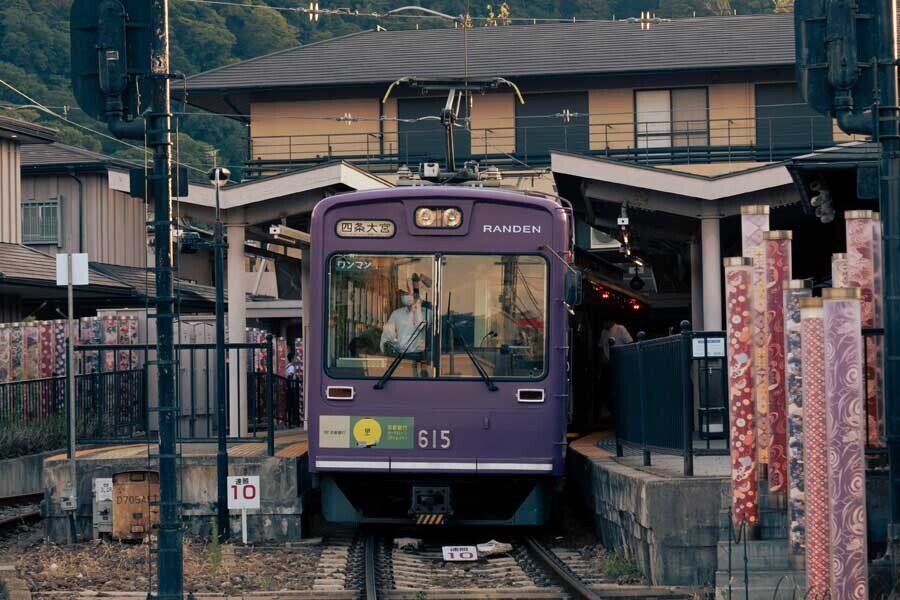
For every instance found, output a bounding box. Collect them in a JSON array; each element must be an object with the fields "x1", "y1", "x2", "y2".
[
  {"x1": 609, "y1": 322, "x2": 728, "y2": 476},
  {"x1": 247, "y1": 111, "x2": 861, "y2": 174}
]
